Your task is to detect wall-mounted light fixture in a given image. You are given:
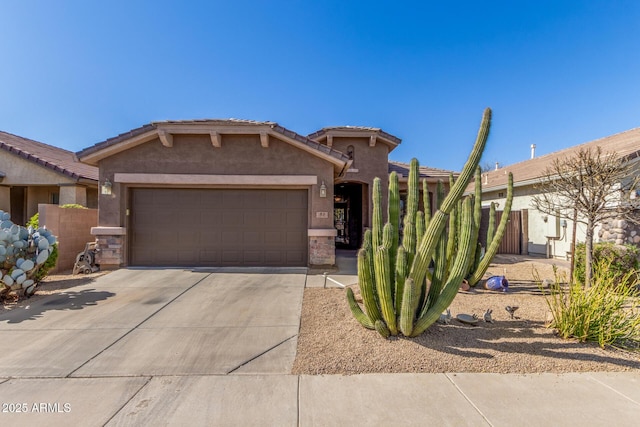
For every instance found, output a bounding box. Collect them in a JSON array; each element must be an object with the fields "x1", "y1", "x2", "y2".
[
  {"x1": 319, "y1": 181, "x2": 327, "y2": 198},
  {"x1": 101, "y1": 179, "x2": 113, "y2": 196}
]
